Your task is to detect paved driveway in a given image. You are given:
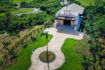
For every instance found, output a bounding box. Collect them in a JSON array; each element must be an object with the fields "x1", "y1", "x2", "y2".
[{"x1": 29, "y1": 28, "x2": 84, "y2": 70}]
